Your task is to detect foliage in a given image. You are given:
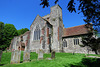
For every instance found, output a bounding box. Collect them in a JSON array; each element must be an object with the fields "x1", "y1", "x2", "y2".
[
  {"x1": 17, "y1": 28, "x2": 29, "y2": 36},
  {"x1": 40, "y1": 0, "x2": 100, "y2": 31},
  {"x1": 0, "y1": 22, "x2": 18, "y2": 50},
  {"x1": 69, "y1": 58, "x2": 100, "y2": 67},
  {"x1": 0, "y1": 22, "x2": 5, "y2": 50},
  {"x1": 97, "y1": 33, "x2": 100, "y2": 37},
  {"x1": 0, "y1": 22, "x2": 29, "y2": 50},
  {"x1": 4, "y1": 24, "x2": 18, "y2": 49},
  {"x1": 0, "y1": 52, "x2": 11, "y2": 65},
  {"x1": 82, "y1": 34, "x2": 100, "y2": 54},
  {"x1": 40, "y1": 0, "x2": 49, "y2": 8}
]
